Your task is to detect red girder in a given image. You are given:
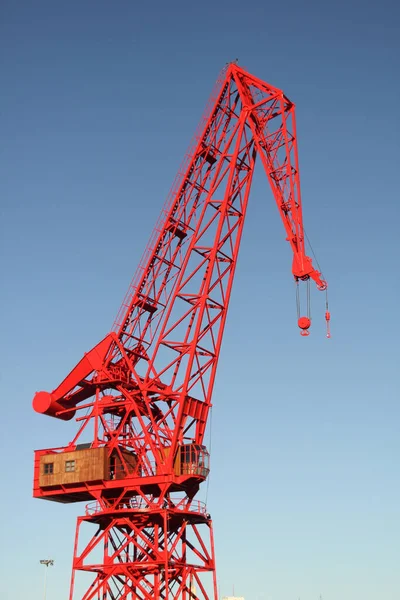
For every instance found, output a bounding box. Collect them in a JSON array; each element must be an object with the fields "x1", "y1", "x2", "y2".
[{"x1": 32, "y1": 63, "x2": 328, "y2": 600}]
